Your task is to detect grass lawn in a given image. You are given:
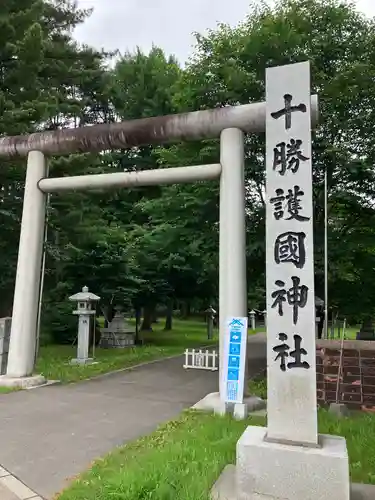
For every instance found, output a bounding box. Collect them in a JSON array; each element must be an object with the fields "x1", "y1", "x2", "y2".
[
  {"x1": 35, "y1": 319, "x2": 219, "y2": 383},
  {"x1": 330, "y1": 325, "x2": 359, "y2": 340},
  {"x1": 57, "y1": 371, "x2": 375, "y2": 499},
  {"x1": 35, "y1": 318, "x2": 263, "y2": 384},
  {"x1": 0, "y1": 319, "x2": 263, "y2": 389},
  {"x1": 0, "y1": 386, "x2": 20, "y2": 394},
  {"x1": 57, "y1": 406, "x2": 375, "y2": 500}
]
